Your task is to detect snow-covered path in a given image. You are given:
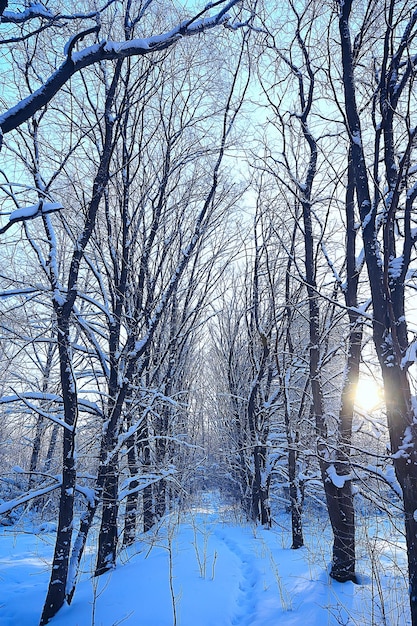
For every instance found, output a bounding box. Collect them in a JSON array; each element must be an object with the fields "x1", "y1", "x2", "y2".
[{"x1": 0, "y1": 497, "x2": 411, "y2": 625}]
